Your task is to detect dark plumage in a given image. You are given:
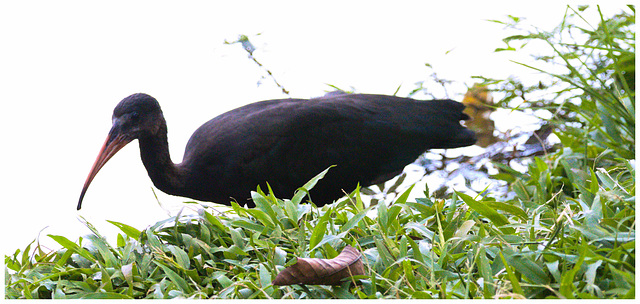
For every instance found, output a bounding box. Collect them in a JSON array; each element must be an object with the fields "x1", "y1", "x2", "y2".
[{"x1": 78, "y1": 93, "x2": 476, "y2": 209}]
